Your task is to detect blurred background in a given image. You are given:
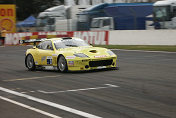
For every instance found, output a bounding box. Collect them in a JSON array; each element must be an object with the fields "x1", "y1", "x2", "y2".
[{"x1": 0, "y1": 0, "x2": 175, "y2": 33}]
